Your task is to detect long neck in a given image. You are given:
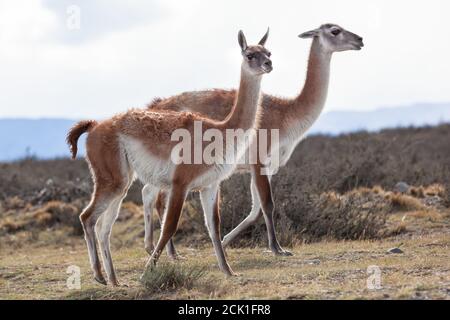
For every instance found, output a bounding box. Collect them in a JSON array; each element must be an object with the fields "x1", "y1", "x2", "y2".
[
  {"x1": 291, "y1": 38, "x2": 332, "y2": 123},
  {"x1": 221, "y1": 64, "x2": 262, "y2": 130}
]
